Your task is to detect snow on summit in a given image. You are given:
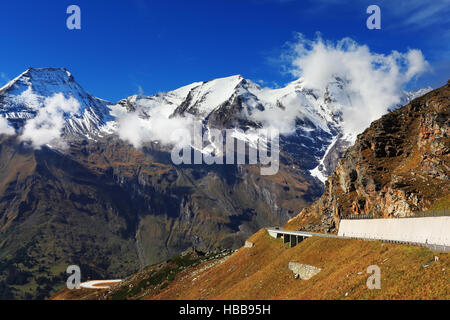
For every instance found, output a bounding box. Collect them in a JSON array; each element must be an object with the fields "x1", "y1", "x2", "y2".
[
  {"x1": 0, "y1": 68, "x2": 430, "y2": 181},
  {"x1": 0, "y1": 68, "x2": 113, "y2": 136}
]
